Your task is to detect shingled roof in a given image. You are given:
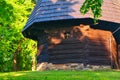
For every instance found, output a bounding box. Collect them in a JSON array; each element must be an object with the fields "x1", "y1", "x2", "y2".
[{"x1": 22, "y1": 0, "x2": 120, "y2": 44}]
